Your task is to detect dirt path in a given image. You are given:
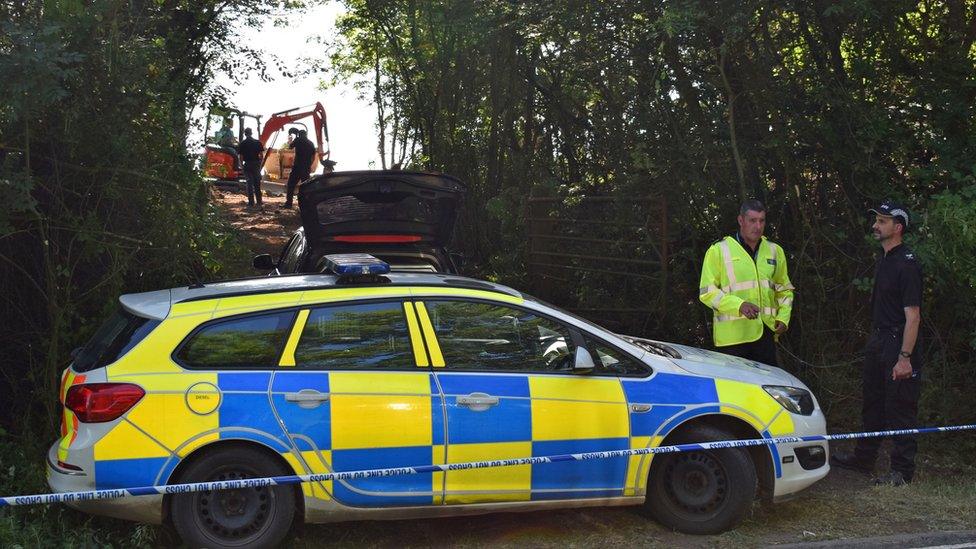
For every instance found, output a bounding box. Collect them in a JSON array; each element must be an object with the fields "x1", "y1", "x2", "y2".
[{"x1": 212, "y1": 185, "x2": 301, "y2": 273}]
